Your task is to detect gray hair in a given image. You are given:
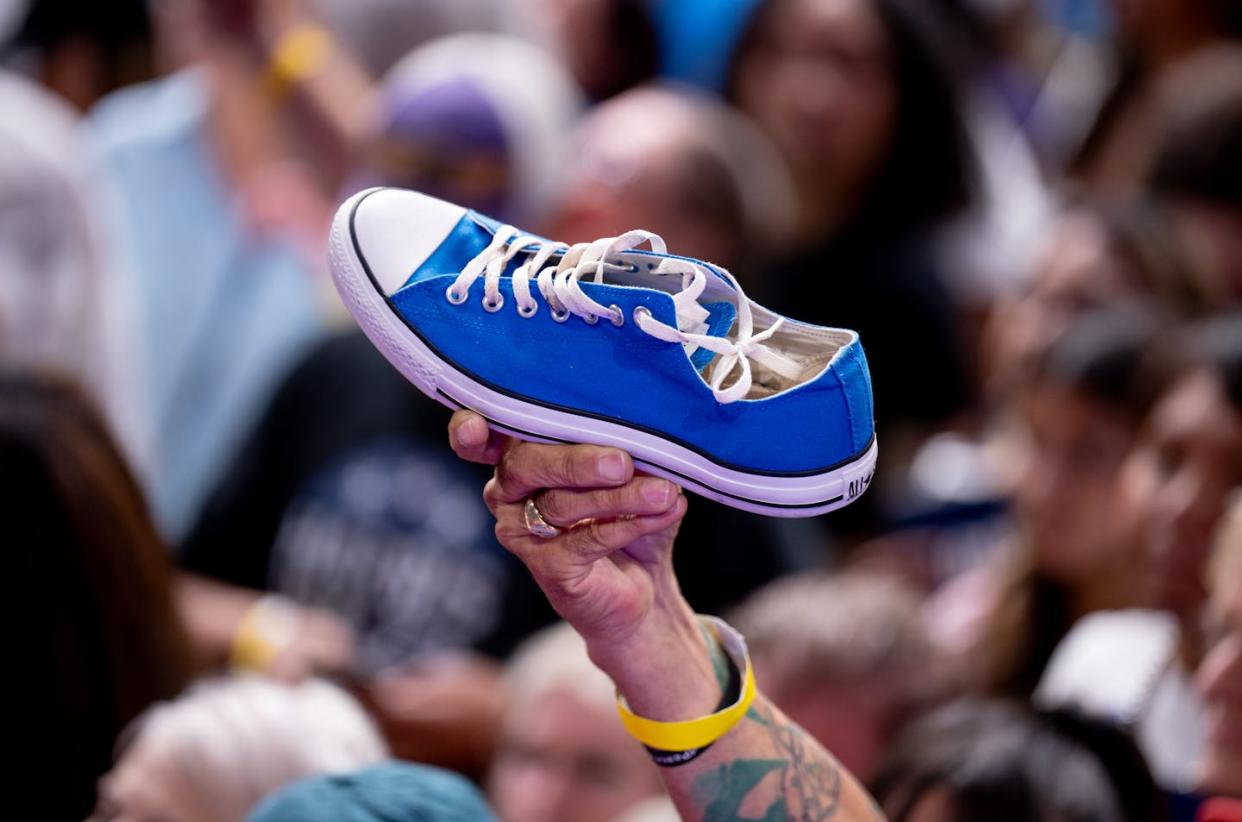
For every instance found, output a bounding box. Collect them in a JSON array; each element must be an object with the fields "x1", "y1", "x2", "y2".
[{"x1": 732, "y1": 571, "x2": 936, "y2": 683}]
